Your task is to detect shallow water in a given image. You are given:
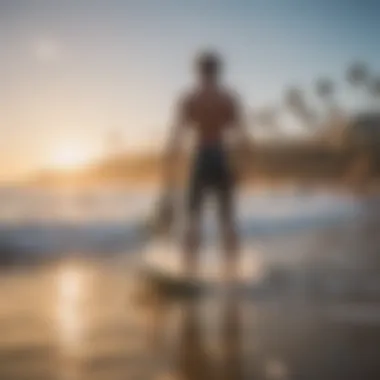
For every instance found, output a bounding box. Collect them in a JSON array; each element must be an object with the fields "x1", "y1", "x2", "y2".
[
  {"x1": 0, "y1": 256, "x2": 378, "y2": 380},
  {"x1": 0, "y1": 186, "x2": 379, "y2": 379},
  {"x1": 0, "y1": 186, "x2": 363, "y2": 257}
]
